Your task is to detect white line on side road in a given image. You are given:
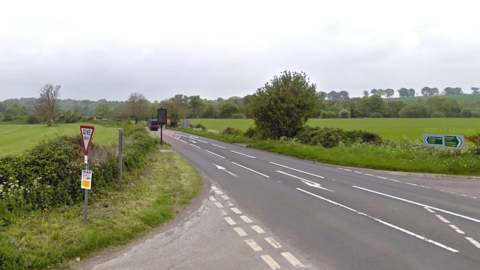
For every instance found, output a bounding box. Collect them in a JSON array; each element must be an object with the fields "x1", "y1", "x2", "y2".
[
  {"x1": 230, "y1": 150, "x2": 256, "y2": 158},
  {"x1": 344, "y1": 169, "x2": 352, "y2": 171},
  {"x1": 215, "y1": 190, "x2": 224, "y2": 195},
  {"x1": 251, "y1": 225, "x2": 265, "y2": 234},
  {"x1": 436, "y1": 215, "x2": 450, "y2": 224},
  {"x1": 377, "y1": 176, "x2": 387, "y2": 179},
  {"x1": 189, "y1": 140, "x2": 196, "y2": 143},
  {"x1": 221, "y1": 195, "x2": 230, "y2": 200},
  {"x1": 389, "y1": 179, "x2": 401, "y2": 183},
  {"x1": 224, "y1": 217, "x2": 236, "y2": 225},
  {"x1": 234, "y1": 227, "x2": 247, "y2": 237},
  {"x1": 265, "y1": 237, "x2": 282, "y2": 248},
  {"x1": 232, "y1": 162, "x2": 270, "y2": 178},
  {"x1": 466, "y1": 237, "x2": 480, "y2": 249},
  {"x1": 245, "y1": 239, "x2": 263, "y2": 251},
  {"x1": 240, "y1": 215, "x2": 253, "y2": 223},
  {"x1": 197, "y1": 140, "x2": 207, "y2": 143},
  {"x1": 206, "y1": 150, "x2": 225, "y2": 159},
  {"x1": 297, "y1": 188, "x2": 459, "y2": 253},
  {"x1": 277, "y1": 171, "x2": 333, "y2": 192},
  {"x1": 281, "y1": 252, "x2": 303, "y2": 267},
  {"x1": 449, "y1": 225, "x2": 465, "y2": 234},
  {"x1": 212, "y1": 185, "x2": 218, "y2": 190},
  {"x1": 353, "y1": 186, "x2": 480, "y2": 224},
  {"x1": 209, "y1": 196, "x2": 216, "y2": 202},
  {"x1": 365, "y1": 174, "x2": 374, "y2": 176},
  {"x1": 214, "y1": 202, "x2": 223, "y2": 208},
  {"x1": 180, "y1": 140, "x2": 187, "y2": 143},
  {"x1": 227, "y1": 201, "x2": 233, "y2": 207},
  {"x1": 269, "y1": 162, "x2": 324, "y2": 178},
  {"x1": 221, "y1": 210, "x2": 227, "y2": 216},
  {"x1": 354, "y1": 171, "x2": 362, "y2": 174},
  {"x1": 406, "y1": 182, "x2": 418, "y2": 186},
  {"x1": 261, "y1": 255, "x2": 281, "y2": 270},
  {"x1": 212, "y1": 144, "x2": 226, "y2": 149},
  {"x1": 231, "y1": 207, "x2": 242, "y2": 214},
  {"x1": 189, "y1": 143, "x2": 201, "y2": 149}
]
